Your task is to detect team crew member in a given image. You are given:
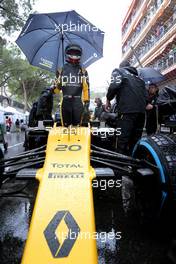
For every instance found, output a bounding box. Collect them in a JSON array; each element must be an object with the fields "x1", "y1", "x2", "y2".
[
  {"x1": 93, "y1": 98, "x2": 105, "y2": 121},
  {"x1": 105, "y1": 60, "x2": 146, "y2": 155},
  {"x1": 146, "y1": 83, "x2": 159, "y2": 135},
  {"x1": 28, "y1": 101, "x2": 38, "y2": 127},
  {"x1": 55, "y1": 44, "x2": 90, "y2": 126},
  {"x1": 36, "y1": 87, "x2": 54, "y2": 121}
]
